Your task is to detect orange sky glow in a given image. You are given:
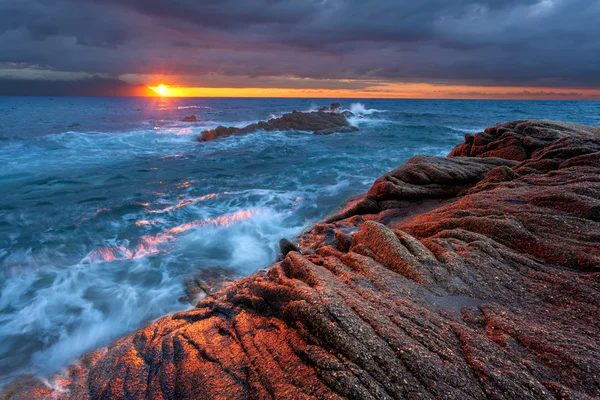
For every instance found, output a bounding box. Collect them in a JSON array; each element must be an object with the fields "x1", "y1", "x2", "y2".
[{"x1": 148, "y1": 82, "x2": 600, "y2": 100}]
